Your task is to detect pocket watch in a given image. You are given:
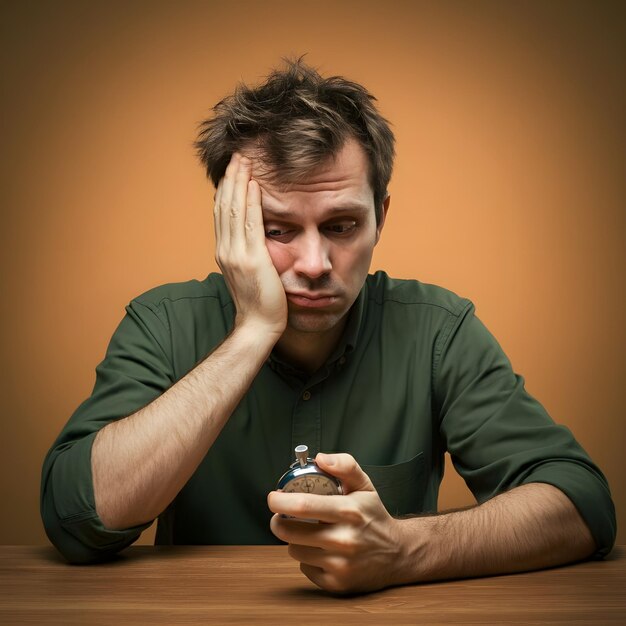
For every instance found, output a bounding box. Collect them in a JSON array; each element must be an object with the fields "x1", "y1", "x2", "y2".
[{"x1": 277, "y1": 445, "x2": 343, "y2": 495}]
